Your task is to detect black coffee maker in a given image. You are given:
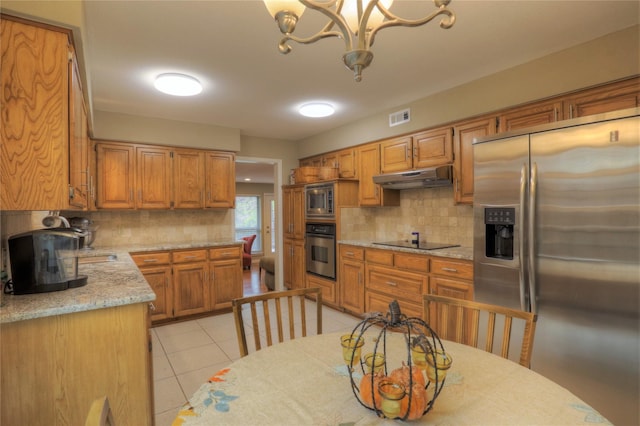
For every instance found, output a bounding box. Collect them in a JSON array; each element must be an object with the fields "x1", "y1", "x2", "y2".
[{"x1": 8, "y1": 229, "x2": 88, "y2": 294}]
